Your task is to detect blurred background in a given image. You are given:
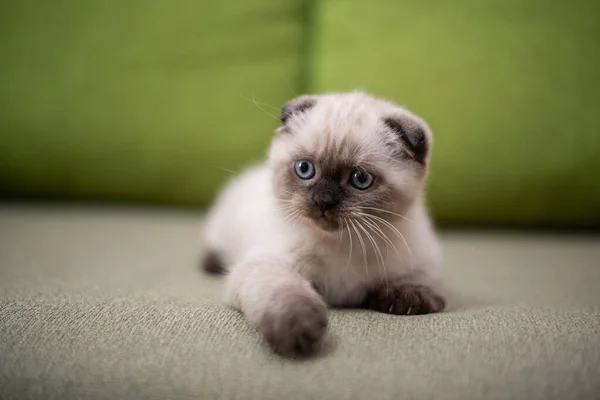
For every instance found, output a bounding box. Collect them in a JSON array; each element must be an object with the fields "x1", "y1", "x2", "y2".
[
  {"x1": 2, "y1": 3, "x2": 600, "y2": 398},
  {"x1": 1, "y1": 0, "x2": 599, "y2": 228}
]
